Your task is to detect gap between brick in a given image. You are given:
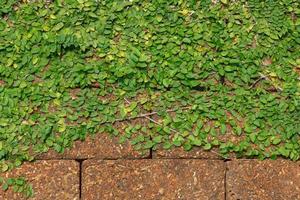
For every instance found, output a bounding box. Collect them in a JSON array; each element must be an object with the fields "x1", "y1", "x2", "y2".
[
  {"x1": 223, "y1": 159, "x2": 232, "y2": 200},
  {"x1": 75, "y1": 159, "x2": 86, "y2": 200}
]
